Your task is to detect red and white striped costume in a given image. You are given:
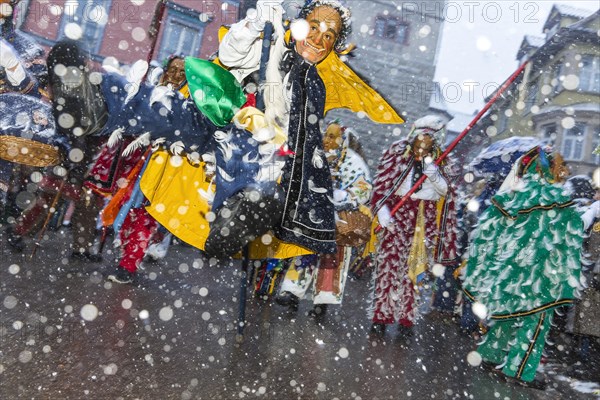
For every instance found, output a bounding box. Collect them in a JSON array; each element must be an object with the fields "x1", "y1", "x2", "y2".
[{"x1": 369, "y1": 139, "x2": 459, "y2": 326}]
